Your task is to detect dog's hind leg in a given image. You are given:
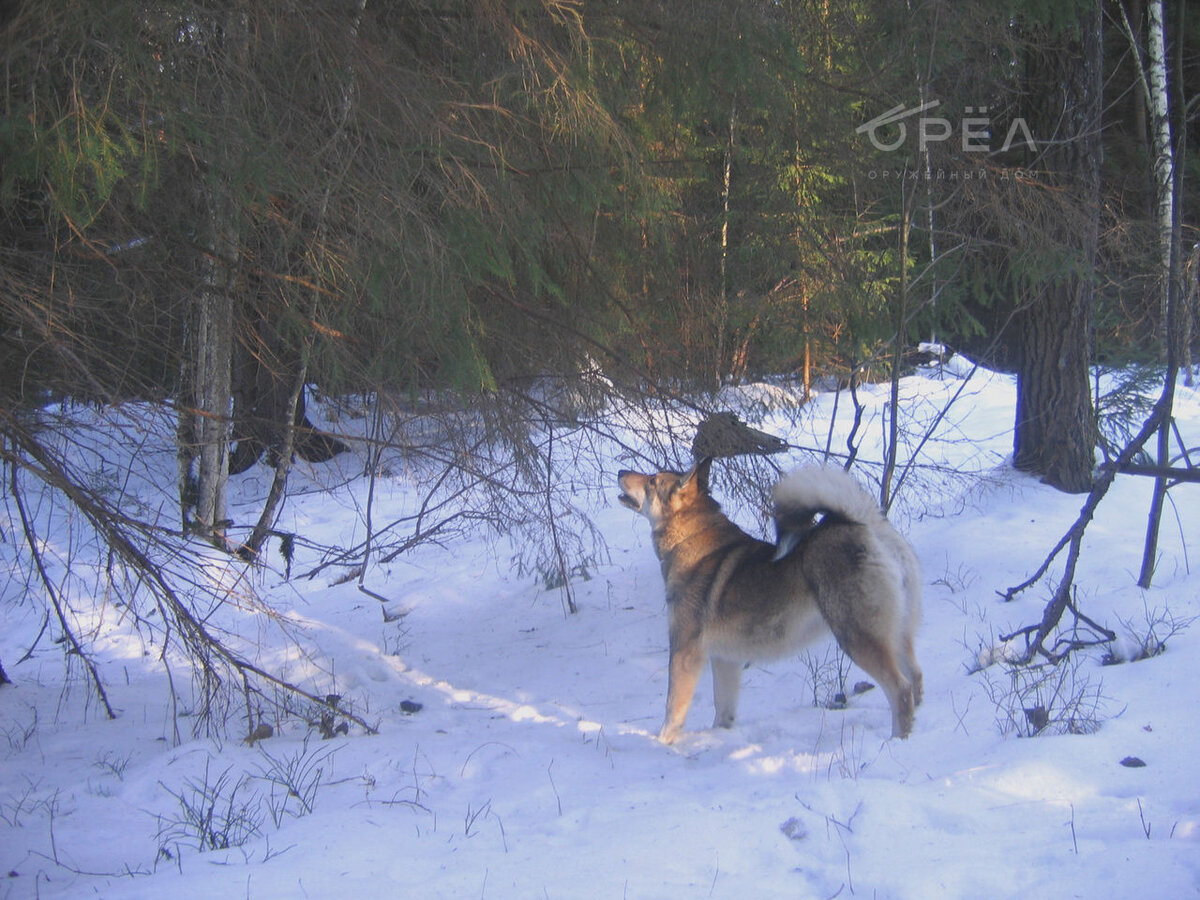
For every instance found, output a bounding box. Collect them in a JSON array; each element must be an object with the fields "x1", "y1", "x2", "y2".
[
  {"x1": 659, "y1": 640, "x2": 706, "y2": 744},
  {"x1": 841, "y1": 635, "x2": 915, "y2": 739},
  {"x1": 822, "y1": 603, "x2": 915, "y2": 738},
  {"x1": 899, "y1": 574, "x2": 924, "y2": 708},
  {"x1": 902, "y1": 632, "x2": 924, "y2": 708},
  {"x1": 807, "y1": 532, "x2": 918, "y2": 737},
  {"x1": 711, "y1": 657, "x2": 742, "y2": 729}
]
